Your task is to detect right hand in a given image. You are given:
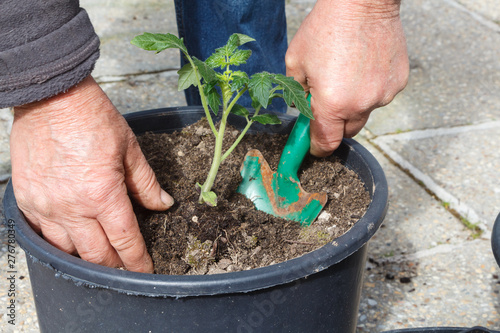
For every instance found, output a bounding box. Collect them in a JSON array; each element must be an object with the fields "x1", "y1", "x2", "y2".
[
  {"x1": 286, "y1": 0, "x2": 409, "y2": 156},
  {"x1": 10, "y1": 75, "x2": 173, "y2": 273}
]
